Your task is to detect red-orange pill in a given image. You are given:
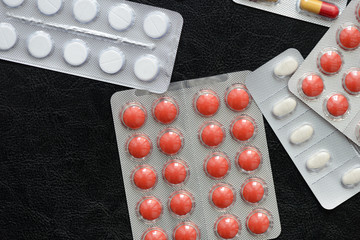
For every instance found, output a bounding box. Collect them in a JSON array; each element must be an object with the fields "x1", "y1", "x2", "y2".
[
  {"x1": 210, "y1": 184, "x2": 235, "y2": 209},
  {"x1": 163, "y1": 160, "x2": 188, "y2": 185},
  {"x1": 133, "y1": 165, "x2": 157, "y2": 190},
  {"x1": 225, "y1": 84, "x2": 250, "y2": 111},
  {"x1": 215, "y1": 215, "x2": 241, "y2": 239},
  {"x1": 338, "y1": 25, "x2": 360, "y2": 50},
  {"x1": 138, "y1": 197, "x2": 162, "y2": 221},
  {"x1": 301, "y1": 74, "x2": 324, "y2": 97},
  {"x1": 173, "y1": 222, "x2": 200, "y2": 240},
  {"x1": 318, "y1": 50, "x2": 343, "y2": 74},
  {"x1": 120, "y1": 103, "x2": 147, "y2": 129},
  {"x1": 204, "y1": 153, "x2": 230, "y2": 179},
  {"x1": 237, "y1": 148, "x2": 261, "y2": 172},
  {"x1": 247, "y1": 210, "x2": 271, "y2": 235},
  {"x1": 241, "y1": 178, "x2": 266, "y2": 203},
  {"x1": 127, "y1": 134, "x2": 152, "y2": 159},
  {"x1": 169, "y1": 191, "x2": 194, "y2": 217},
  {"x1": 344, "y1": 70, "x2": 360, "y2": 94},
  {"x1": 143, "y1": 228, "x2": 168, "y2": 240},
  {"x1": 231, "y1": 117, "x2": 256, "y2": 142},
  {"x1": 199, "y1": 121, "x2": 225, "y2": 148},
  {"x1": 326, "y1": 94, "x2": 349, "y2": 117},
  {"x1": 194, "y1": 90, "x2": 220, "y2": 117},
  {"x1": 153, "y1": 97, "x2": 179, "y2": 124},
  {"x1": 158, "y1": 128, "x2": 183, "y2": 155}
]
